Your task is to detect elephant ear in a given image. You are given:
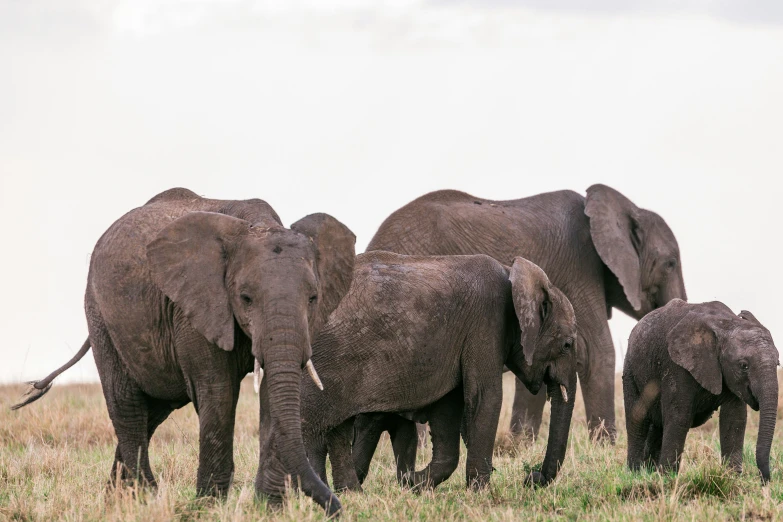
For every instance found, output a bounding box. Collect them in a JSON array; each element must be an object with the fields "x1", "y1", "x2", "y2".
[
  {"x1": 291, "y1": 213, "x2": 356, "y2": 333},
  {"x1": 584, "y1": 184, "x2": 643, "y2": 311},
  {"x1": 738, "y1": 310, "x2": 766, "y2": 329},
  {"x1": 147, "y1": 211, "x2": 250, "y2": 352},
  {"x1": 509, "y1": 257, "x2": 551, "y2": 364},
  {"x1": 666, "y1": 311, "x2": 722, "y2": 395}
]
